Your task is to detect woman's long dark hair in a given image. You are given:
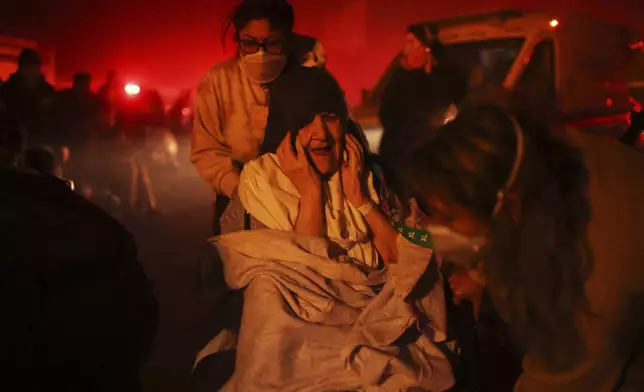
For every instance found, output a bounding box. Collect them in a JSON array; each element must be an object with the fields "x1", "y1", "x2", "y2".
[
  {"x1": 262, "y1": 66, "x2": 369, "y2": 155},
  {"x1": 404, "y1": 104, "x2": 593, "y2": 370},
  {"x1": 221, "y1": 0, "x2": 295, "y2": 48}
]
